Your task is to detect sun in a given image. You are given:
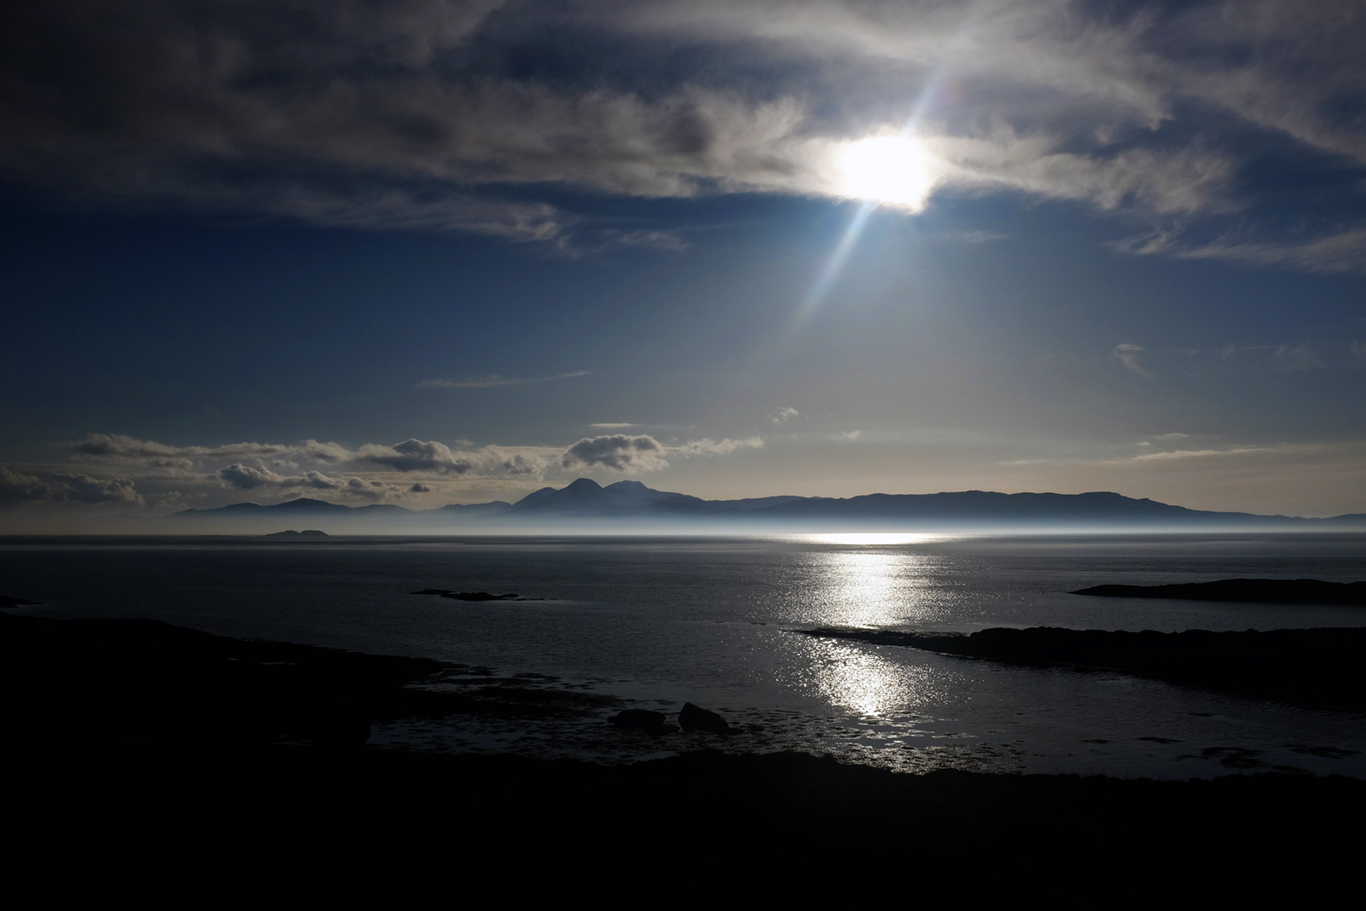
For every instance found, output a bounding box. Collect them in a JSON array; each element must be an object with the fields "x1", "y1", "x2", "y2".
[{"x1": 836, "y1": 135, "x2": 938, "y2": 211}]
